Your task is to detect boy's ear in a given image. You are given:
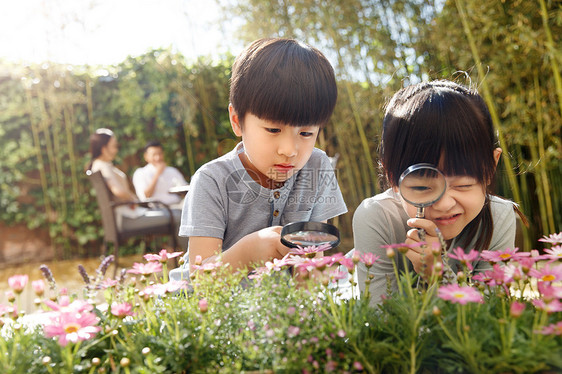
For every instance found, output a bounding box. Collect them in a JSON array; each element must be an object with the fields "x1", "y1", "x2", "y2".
[{"x1": 229, "y1": 104, "x2": 242, "y2": 137}]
